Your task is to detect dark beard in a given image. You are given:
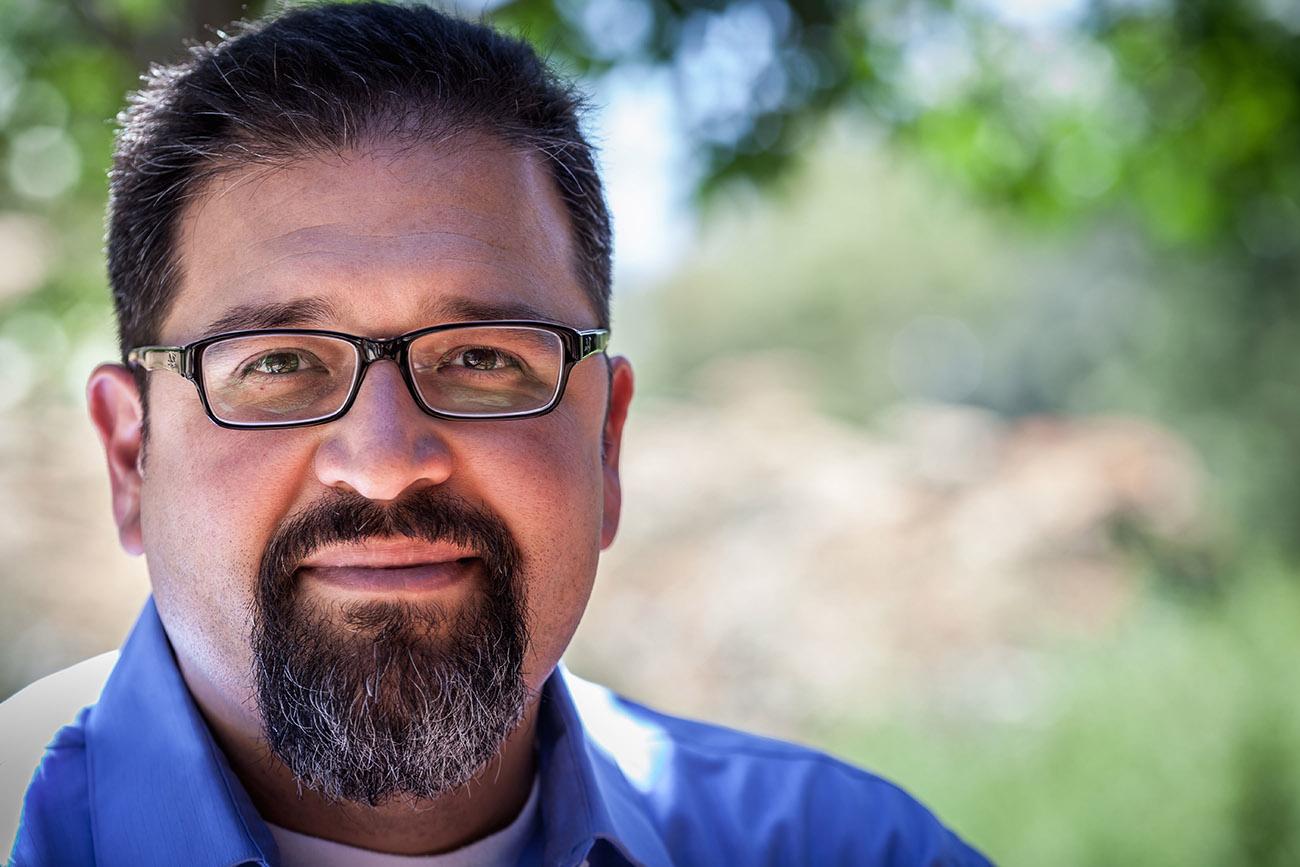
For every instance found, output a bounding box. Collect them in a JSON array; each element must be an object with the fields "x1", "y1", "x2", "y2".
[{"x1": 250, "y1": 489, "x2": 530, "y2": 806}]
